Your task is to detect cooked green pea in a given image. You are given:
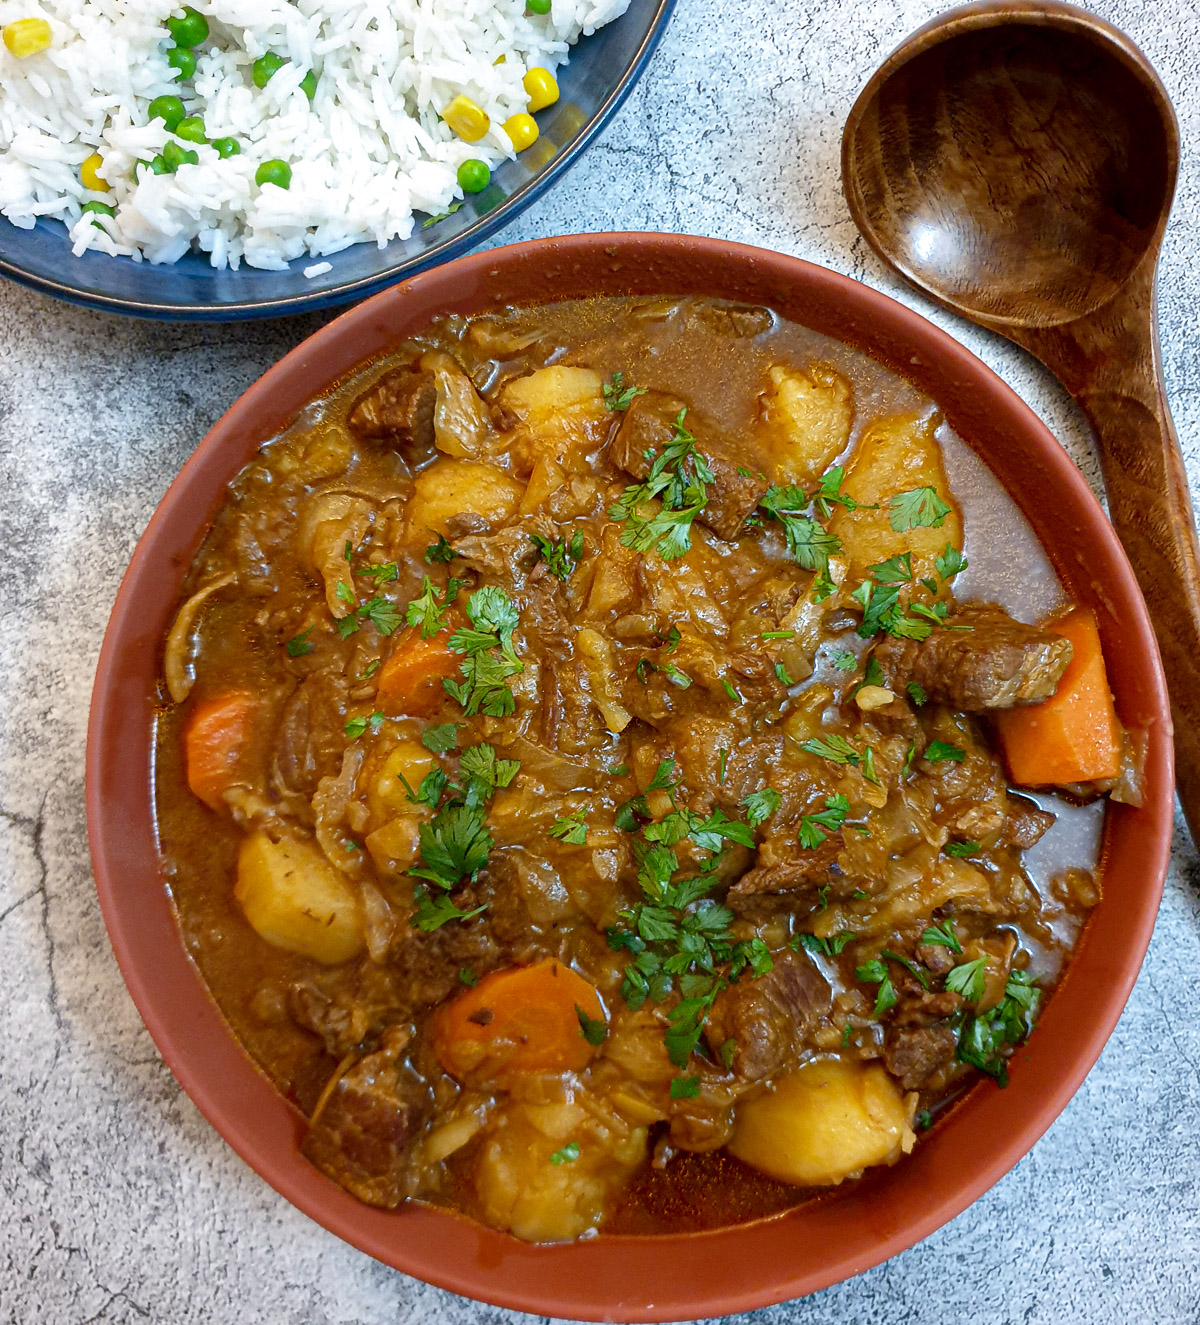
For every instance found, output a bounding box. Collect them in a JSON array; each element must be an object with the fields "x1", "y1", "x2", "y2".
[
  {"x1": 166, "y1": 6, "x2": 208, "y2": 48},
  {"x1": 166, "y1": 45, "x2": 196, "y2": 79},
  {"x1": 175, "y1": 115, "x2": 206, "y2": 142},
  {"x1": 147, "y1": 95, "x2": 186, "y2": 132},
  {"x1": 300, "y1": 69, "x2": 317, "y2": 99},
  {"x1": 526, "y1": 0, "x2": 551, "y2": 13},
  {"x1": 255, "y1": 158, "x2": 291, "y2": 188},
  {"x1": 456, "y1": 158, "x2": 490, "y2": 193},
  {"x1": 212, "y1": 136, "x2": 241, "y2": 158},
  {"x1": 252, "y1": 51, "x2": 285, "y2": 88},
  {"x1": 162, "y1": 139, "x2": 199, "y2": 171},
  {"x1": 81, "y1": 200, "x2": 116, "y2": 224}
]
